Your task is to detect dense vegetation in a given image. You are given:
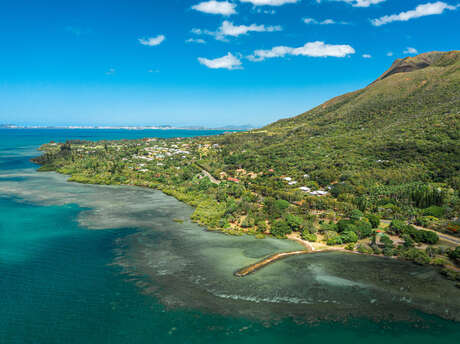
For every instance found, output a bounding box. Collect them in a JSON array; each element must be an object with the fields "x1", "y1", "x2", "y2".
[{"x1": 33, "y1": 51, "x2": 460, "y2": 279}]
